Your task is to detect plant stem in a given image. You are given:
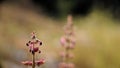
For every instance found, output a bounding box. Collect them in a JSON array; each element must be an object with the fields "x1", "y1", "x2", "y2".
[
  {"x1": 32, "y1": 53, "x2": 35, "y2": 68},
  {"x1": 32, "y1": 42, "x2": 35, "y2": 68},
  {"x1": 66, "y1": 47, "x2": 69, "y2": 63}
]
